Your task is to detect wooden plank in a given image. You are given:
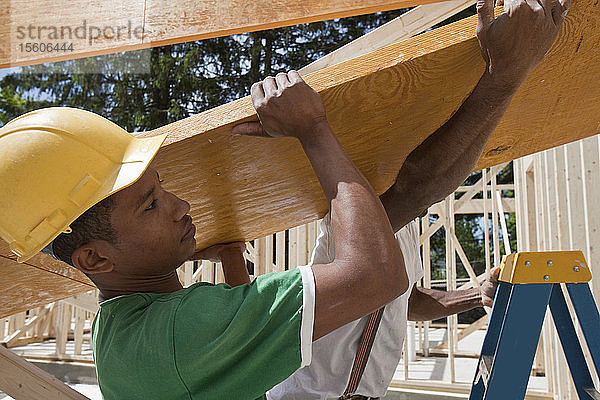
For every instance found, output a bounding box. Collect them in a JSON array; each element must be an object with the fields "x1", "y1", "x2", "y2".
[
  {"x1": 565, "y1": 142, "x2": 588, "y2": 249},
  {"x1": 297, "y1": 224, "x2": 308, "y2": 266},
  {"x1": 482, "y1": 168, "x2": 491, "y2": 273},
  {"x1": 55, "y1": 302, "x2": 69, "y2": 356},
  {"x1": 1, "y1": 0, "x2": 435, "y2": 69},
  {"x1": 201, "y1": 260, "x2": 214, "y2": 283},
  {"x1": 139, "y1": 2, "x2": 599, "y2": 256},
  {"x1": 444, "y1": 195, "x2": 457, "y2": 382},
  {"x1": 300, "y1": 0, "x2": 475, "y2": 74},
  {"x1": 73, "y1": 308, "x2": 85, "y2": 356},
  {"x1": 0, "y1": 345, "x2": 89, "y2": 400},
  {"x1": 0, "y1": 257, "x2": 93, "y2": 319},
  {"x1": 496, "y1": 190, "x2": 512, "y2": 255},
  {"x1": 436, "y1": 197, "x2": 515, "y2": 214},
  {"x1": 255, "y1": 237, "x2": 267, "y2": 276},
  {"x1": 275, "y1": 231, "x2": 286, "y2": 272},
  {"x1": 420, "y1": 213, "x2": 431, "y2": 357},
  {"x1": 0, "y1": 240, "x2": 92, "y2": 318},
  {"x1": 288, "y1": 227, "x2": 298, "y2": 269},
  {"x1": 580, "y1": 136, "x2": 600, "y2": 307},
  {"x1": 265, "y1": 234, "x2": 274, "y2": 274},
  {"x1": 554, "y1": 148, "x2": 570, "y2": 249},
  {"x1": 542, "y1": 150, "x2": 559, "y2": 250},
  {"x1": 0, "y1": 241, "x2": 91, "y2": 285},
  {"x1": 491, "y1": 170, "x2": 501, "y2": 266}
]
